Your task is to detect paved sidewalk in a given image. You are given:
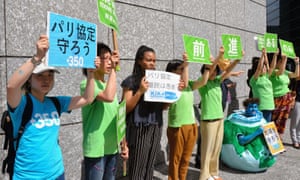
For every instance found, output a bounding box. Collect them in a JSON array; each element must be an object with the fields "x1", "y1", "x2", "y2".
[{"x1": 153, "y1": 124, "x2": 299, "y2": 180}]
